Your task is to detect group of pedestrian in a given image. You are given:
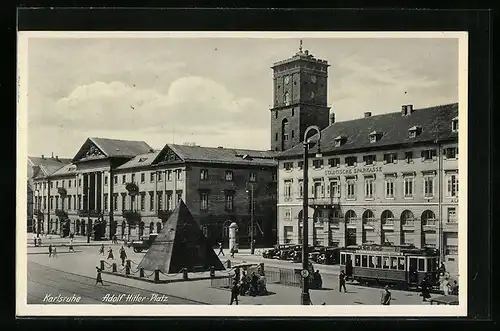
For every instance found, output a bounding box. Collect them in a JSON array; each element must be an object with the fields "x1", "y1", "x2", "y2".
[
  {"x1": 229, "y1": 268, "x2": 267, "y2": 304},
  {"x1": 48, "y1": 244, "x2": 57, "y2": 258},
  {"x1": 33, "y1": 234, "x2": 42, "y2": 247}
]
